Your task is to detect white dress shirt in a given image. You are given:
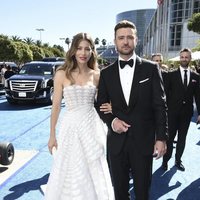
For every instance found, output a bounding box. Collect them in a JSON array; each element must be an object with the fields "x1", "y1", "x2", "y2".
[
  {"x1": 118, "y1": 53, "x2": 136, "y2": 105},
  {"x1": 179, "y1": 66, "x2": 190, "y2": 86}
]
